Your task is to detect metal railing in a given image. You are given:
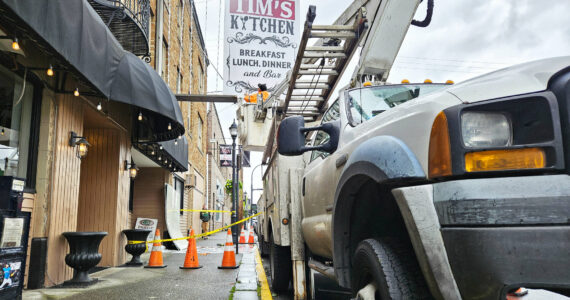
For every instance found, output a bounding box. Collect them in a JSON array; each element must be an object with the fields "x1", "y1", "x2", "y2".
[{"x1": 88, "y1": 0, "x2": 151, "y2": 57}]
